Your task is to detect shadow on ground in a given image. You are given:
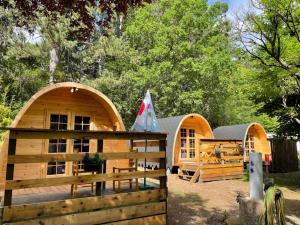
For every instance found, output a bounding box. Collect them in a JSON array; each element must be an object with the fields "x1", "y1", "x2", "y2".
[
  {"x1": 168, "y1": 192, "x2": 237, "y2": 225},
  {"x1": 284, "y1": 198, "x2": 300, "y2": 225}
]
